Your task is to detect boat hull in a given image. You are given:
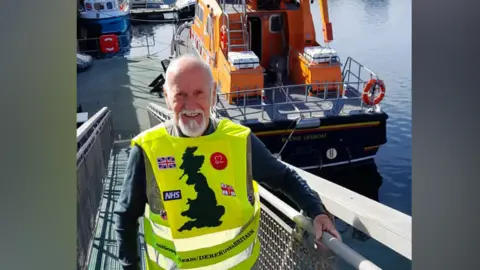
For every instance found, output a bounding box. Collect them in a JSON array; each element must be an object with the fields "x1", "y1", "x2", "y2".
[
  {"x1": 79, "y1": 15, "x2": 130, "y2": 34},
  {"x1": 79, "y1": 10, "x2": 130, "y2": 20},
  {"x1": 249, "y1": 113, "x2": 388, "y2": 170},
  {"x1": 77, "y1": 17, "x2": 132, "y2": 58}
]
